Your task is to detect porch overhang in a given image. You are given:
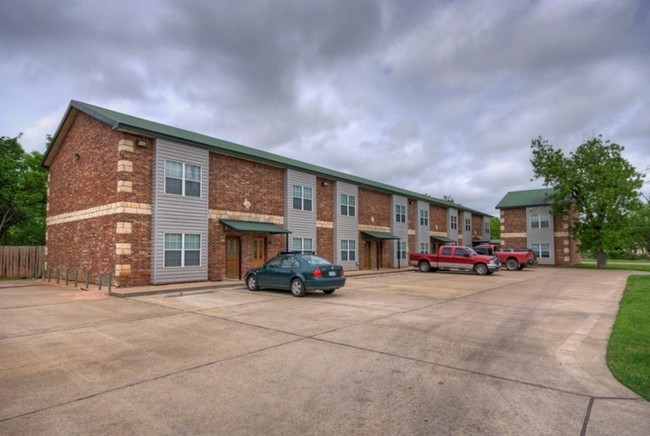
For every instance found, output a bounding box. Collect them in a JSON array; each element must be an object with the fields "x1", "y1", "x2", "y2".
[
  {"x1": 220, "y1": 219, "x2": 290, "y2": 234},
  {"x1": 360, "y1": 230, "x2": 400, "y2": 240}
]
